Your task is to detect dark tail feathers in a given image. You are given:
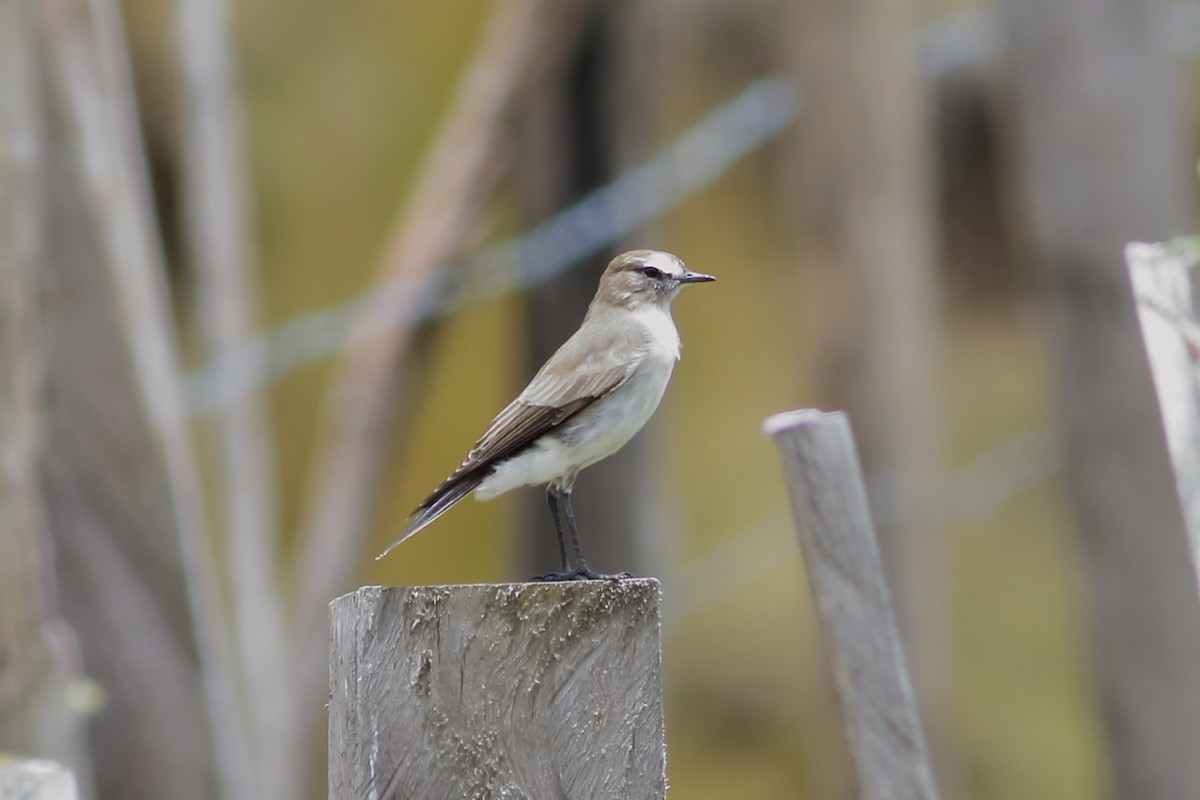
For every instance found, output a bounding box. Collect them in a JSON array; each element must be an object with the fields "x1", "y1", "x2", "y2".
[{"x1": 374, "y1": 473, "x2": 485, "y2": 560}]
